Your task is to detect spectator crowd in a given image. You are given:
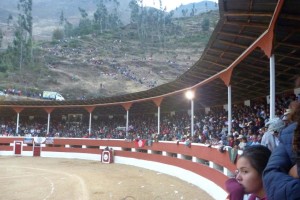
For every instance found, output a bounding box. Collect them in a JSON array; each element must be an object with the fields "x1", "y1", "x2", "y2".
[{"x1": 0, "y1": 92, "x2": 297, "y2": 151}]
